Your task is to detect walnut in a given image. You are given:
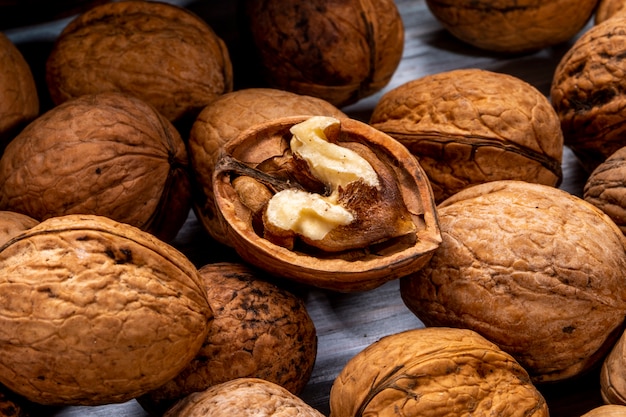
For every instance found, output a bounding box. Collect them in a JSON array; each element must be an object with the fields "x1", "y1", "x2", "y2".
[
  {"x1": 400, "y1": 180, "x2": 626, "y2": 383},
  {"x1": 596, "y1": 0, "x2": 626, "y2": 23},
  {"x1": 370, "y1": 68, "x2": 563, "y2": 203},
  {"x1": 0, "y1": 92, "x2": 192, "y2": 242},
  {"x1": 601, "y1": 329, "x2": 626, "y2": 405},
  {"x1": 582, "y1": 405, "x2": 626, "y2": 416},
  {"x1": 330, "y1": 327, "x2": 548, "y2": 417},
  {"x1": 0, "y1": 211, "x2": 37, "y2": 246}
]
